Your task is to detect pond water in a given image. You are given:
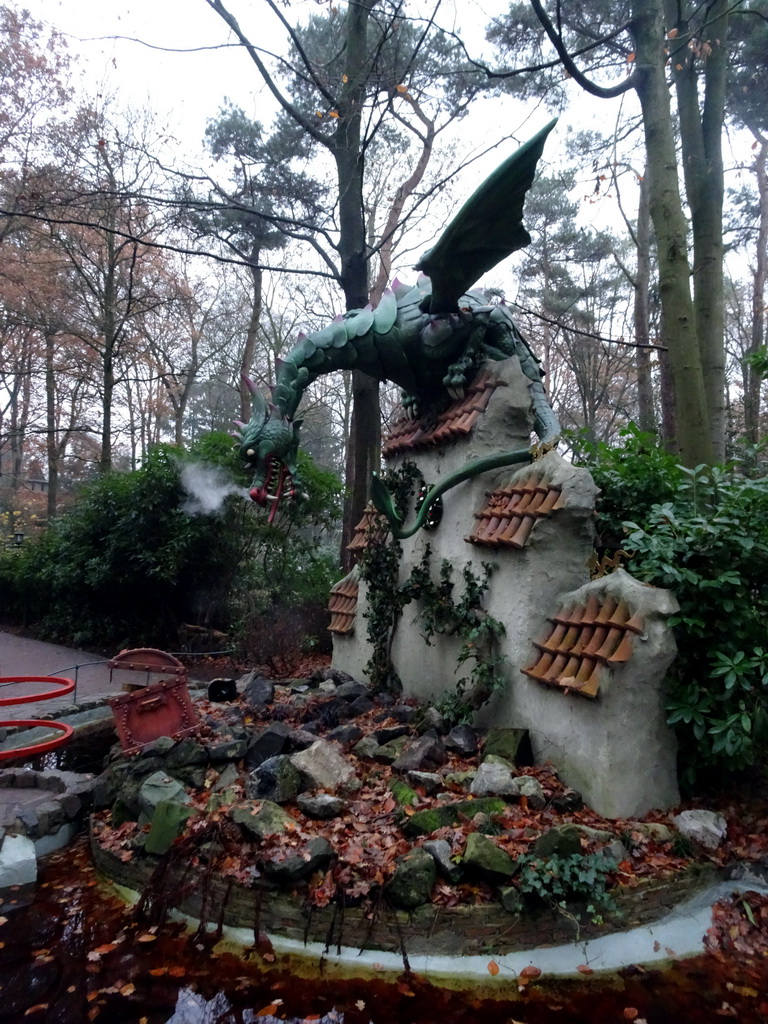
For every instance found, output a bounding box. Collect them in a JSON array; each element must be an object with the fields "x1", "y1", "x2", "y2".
[{"x1": 2, "y1": 837, "x2": 767, "y2": 1024}]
